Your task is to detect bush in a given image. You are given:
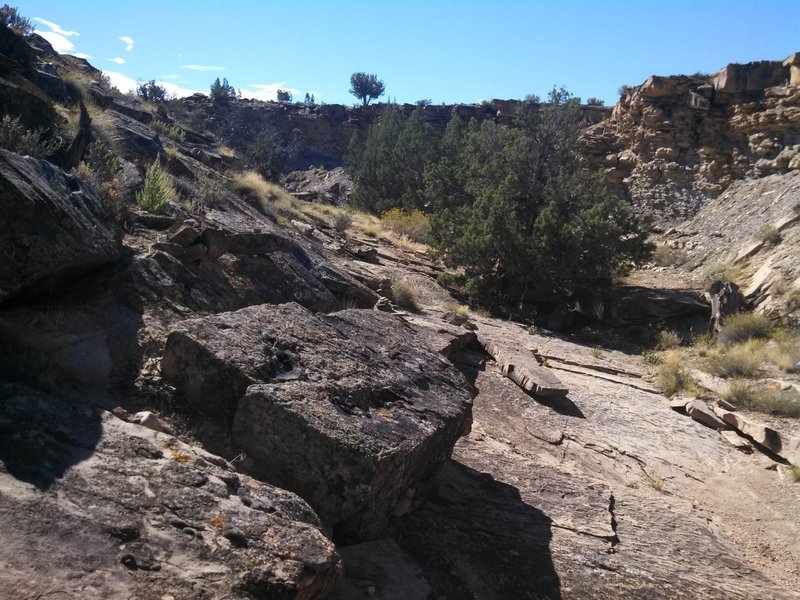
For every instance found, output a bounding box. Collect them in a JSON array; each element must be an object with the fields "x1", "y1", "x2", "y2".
[
  {"x1": 380, "y1": 208, "x2": 430, "y2": 243},
  {"x1": 703, "y1": 262, "x2": 742, "y2": 285},
  {"x1": 723, "y1": 381, "x2": 800, "y2": 418},
  {"x1": 349, "y1": 72, "x2": 385, "y2": 107},
  {"x1": 136, "y1": 80, "x2": 169, "y2": 103},
  {"x1": 1, "y1": 4, "x2": 33, "y2": 35},
  {"x1": 151, "y1": 119, "x2": 186, "y2": 142},
  {"x1": 705, "y1": 342, "x2": 764, "y2": 378},
  {"x1": 657, "y1": 350, "x2": 690, "y2": 396},
  {"x1": 757, "y1": 223, "x2": 781, "y2": 246},
  {"x1": 642, "y1": 351, "x2": 661, "y2": 365},
  {"x1": 392, "y1": 281, "x2": 419, "y2": 312},
  {"x1": 586, "y1": 97, "x2": 605, "y2": 106},
  {"x1": 210, "y1": 77, "x2": 236, "y2": 104},
  {"x1": 276, "y1": 89, "x2": 292, "y2": 102},
  {"x1": 333, "y1": 211, "x2": 353, "y2": 232},
  {"x1": 651, "y1": 245, "x2": 687, "y2": 267},
  {"x1": 657, "y1": 330, "x2": 681, "y2": 350},
  {"x1": 136, "y1": 159, "x2": 176, "y2": 214},
  {"x1": 718, "y1": 312, "x2": 772, "y2": 345},
  {"x1": 0, "y1": 114, "x2": 61, "y2": 158}
]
